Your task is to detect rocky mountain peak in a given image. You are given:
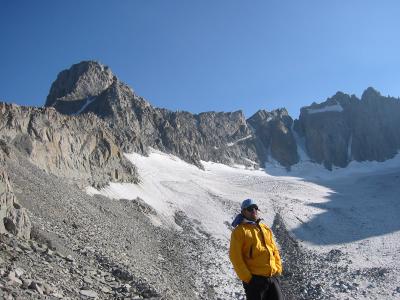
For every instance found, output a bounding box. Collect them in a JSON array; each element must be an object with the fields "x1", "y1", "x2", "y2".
[
  {"x1": 329, "y1": 91, "x2": 353, "y2": 105},
  {"x1": 248, "y1": 108, "x2": 298, "y2": 168},
  {"x1": 248, "y1": 108, "x2": 292, "y2": 128},
  {"x1": 361, "y1": 87, "x2": 382, "y2": 102},
  {"x1": 295, "y1": 87, "x2": 400, "y2": 169},
  {"x1": 45, "y1": 61, "x2": 115, "y2": 110}
]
